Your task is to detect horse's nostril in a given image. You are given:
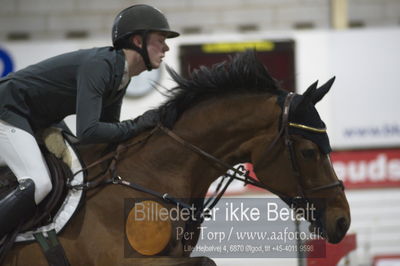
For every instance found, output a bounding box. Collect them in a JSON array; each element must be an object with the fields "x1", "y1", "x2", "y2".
[{"x1": 337, "y1": 217, "x2": 348, "y2": 232}]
